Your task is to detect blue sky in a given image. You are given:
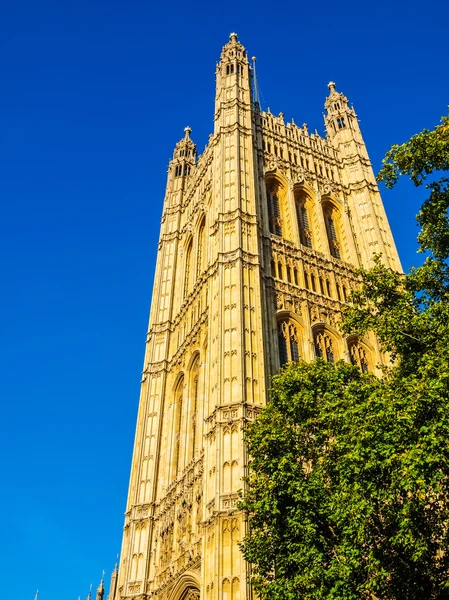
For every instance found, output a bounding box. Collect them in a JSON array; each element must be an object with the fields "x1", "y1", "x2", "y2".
[{"x1": 1, "y1": 0, "x2": 448, "y2": 598}]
